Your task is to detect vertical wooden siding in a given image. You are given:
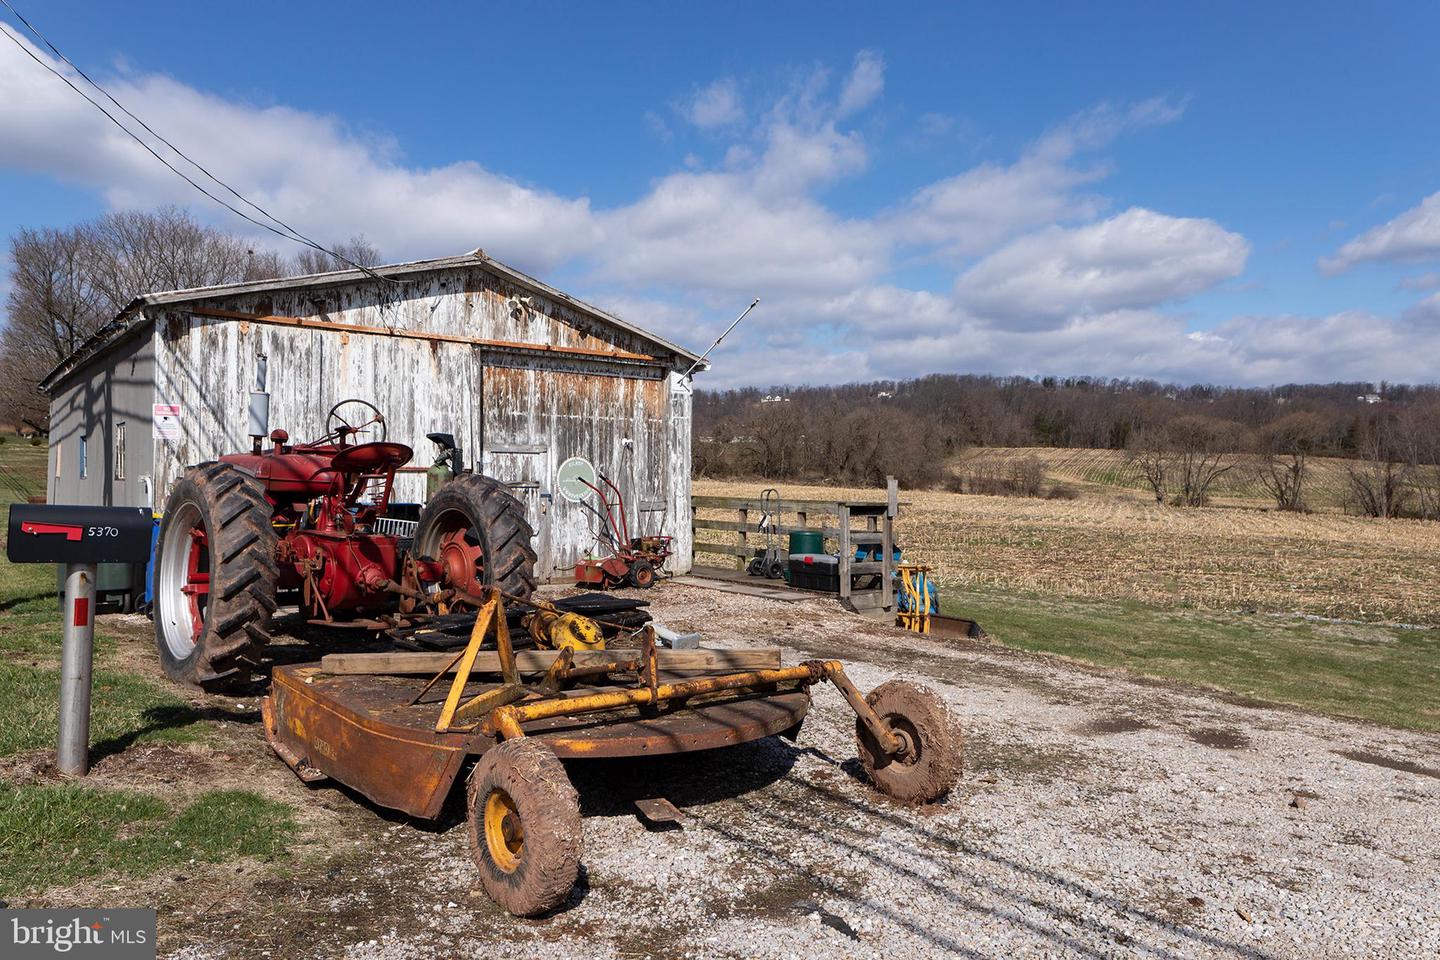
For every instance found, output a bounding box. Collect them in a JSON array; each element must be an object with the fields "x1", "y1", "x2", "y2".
[{"x1": 149, "y1": 264, "x2": 694, "y2": 577}]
